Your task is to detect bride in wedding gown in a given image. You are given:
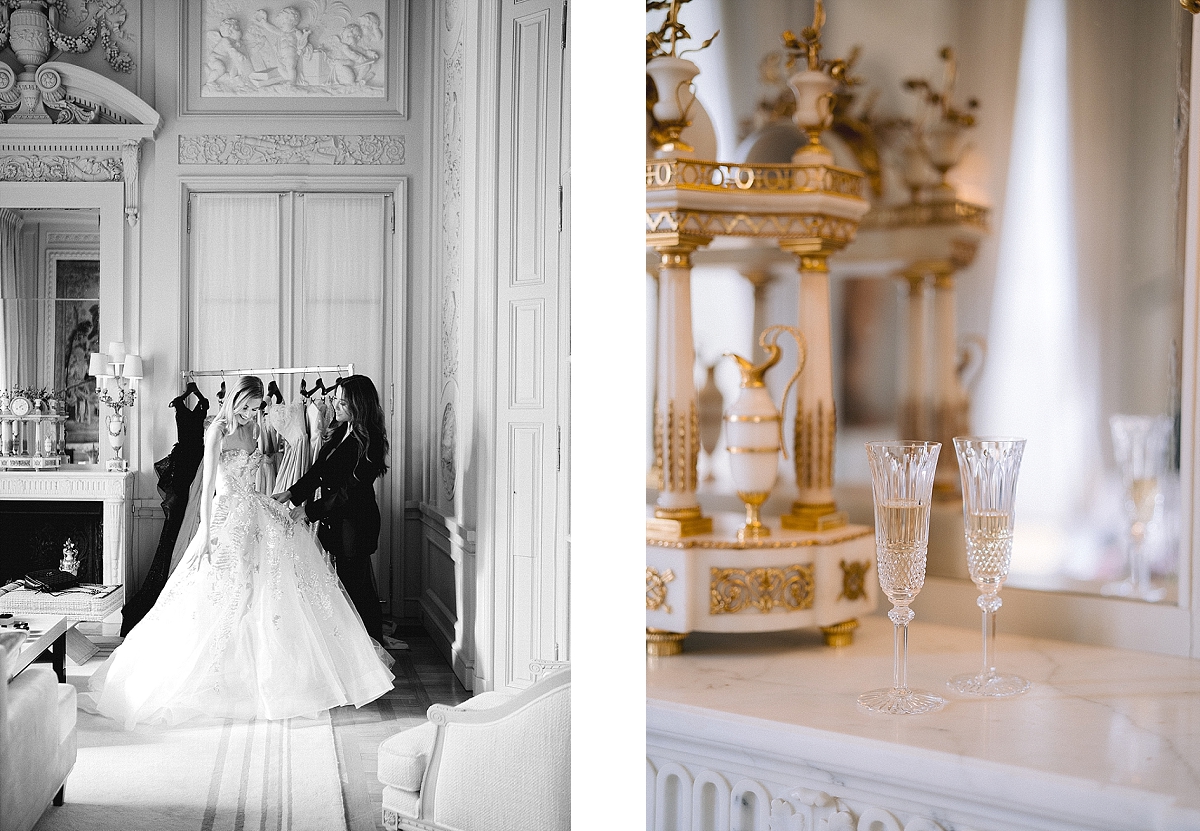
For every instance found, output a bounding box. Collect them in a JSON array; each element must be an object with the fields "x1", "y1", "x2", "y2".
[{"x1": 86, "y1": 375, "x2": 394, "y2": 729}]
